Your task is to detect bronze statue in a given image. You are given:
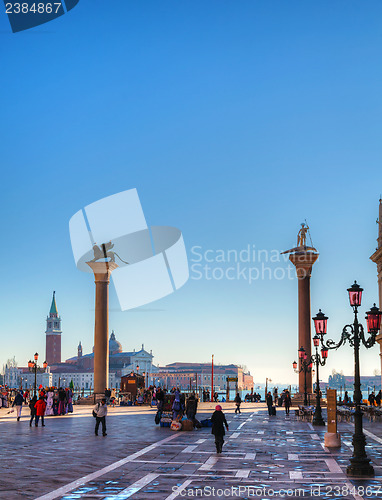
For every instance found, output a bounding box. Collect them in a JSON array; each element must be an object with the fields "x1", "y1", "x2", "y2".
[
  {"x1": 281, "y1": 222, "x2": 317, "y2": 255},
  {"x1": 297, "y1": 223, "x2": 309, "y2": 247},
  {"x1": 90, "y1": 241, "x2": 129, "y2": 264}
]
